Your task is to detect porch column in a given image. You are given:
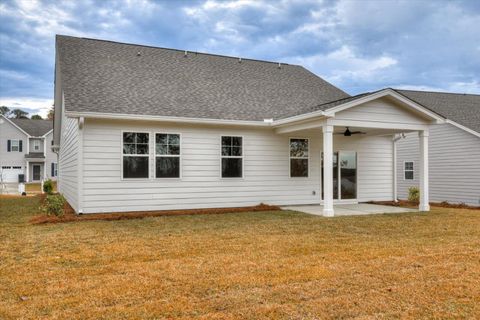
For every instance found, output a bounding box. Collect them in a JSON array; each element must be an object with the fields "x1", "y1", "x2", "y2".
[
  {"x1": 25, "y1": 161, "x2": 29, "y2": 183},
  {"x1": 419, "y1": 130, "x2": 430, "y2": 211},
  {"x1": 322, "y1": 125, "x2": 334, "y2": 217}
]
